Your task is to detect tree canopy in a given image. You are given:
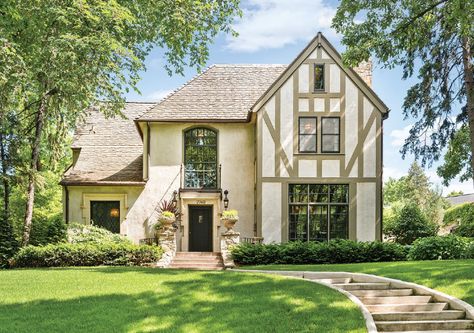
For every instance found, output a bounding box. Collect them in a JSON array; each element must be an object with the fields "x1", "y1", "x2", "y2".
[
  {"x1": 332, "y1": 0, "x2": 474, "y2": 185},
  {"x1": 0, "y1": 0, "x2": 241, "y2": 244}
]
